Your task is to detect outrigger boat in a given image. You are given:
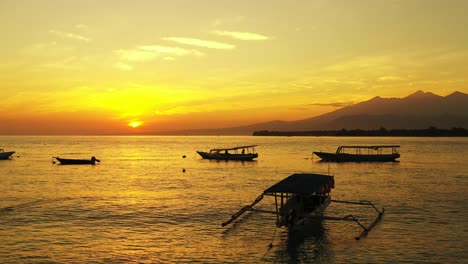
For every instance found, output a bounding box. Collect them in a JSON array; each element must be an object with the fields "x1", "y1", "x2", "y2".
[
  {"x1": 197, "y1": 145, "x2": 258, "y2": 161},
  {"x1": 54, "y1": 156, "x2": 100, "y2": 165},
  {"x1": 222, "y1": 173, "x2": 384, "y2": 240},
  {"x1": 0, "y1": 149, "x2": 15, "y2": 160},
  {"x1": 313, "y1": 145, "x2": 400, "y2": 162}
]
